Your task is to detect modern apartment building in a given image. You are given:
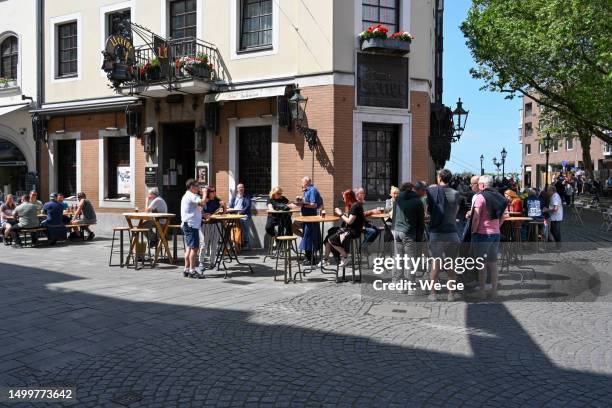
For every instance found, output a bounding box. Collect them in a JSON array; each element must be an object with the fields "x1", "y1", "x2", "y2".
[
  {"x1": 0, "y1": 0, "x2": 447, "y2": 238},
  {"x1": 0, "y1": 0, "x2": 40, "y2": 196},
  {"x1": 519, "y1": 95, "x2": 612, "y2": 188}
]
